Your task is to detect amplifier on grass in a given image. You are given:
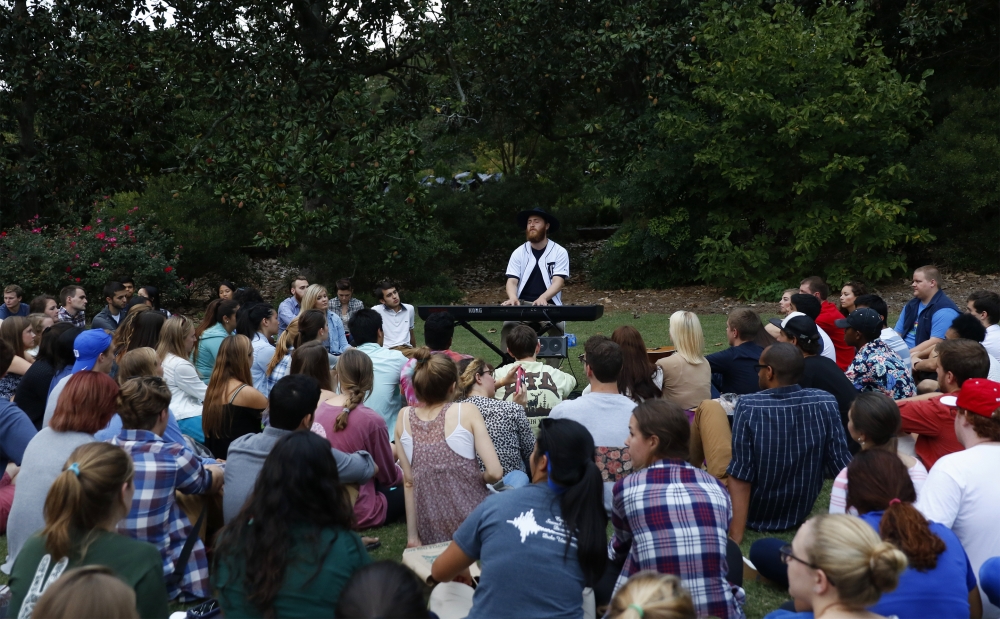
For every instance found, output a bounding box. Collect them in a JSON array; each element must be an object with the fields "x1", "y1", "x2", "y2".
[{"x1": 537, "y1": 336, "x2": 568, "y2": 359}]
